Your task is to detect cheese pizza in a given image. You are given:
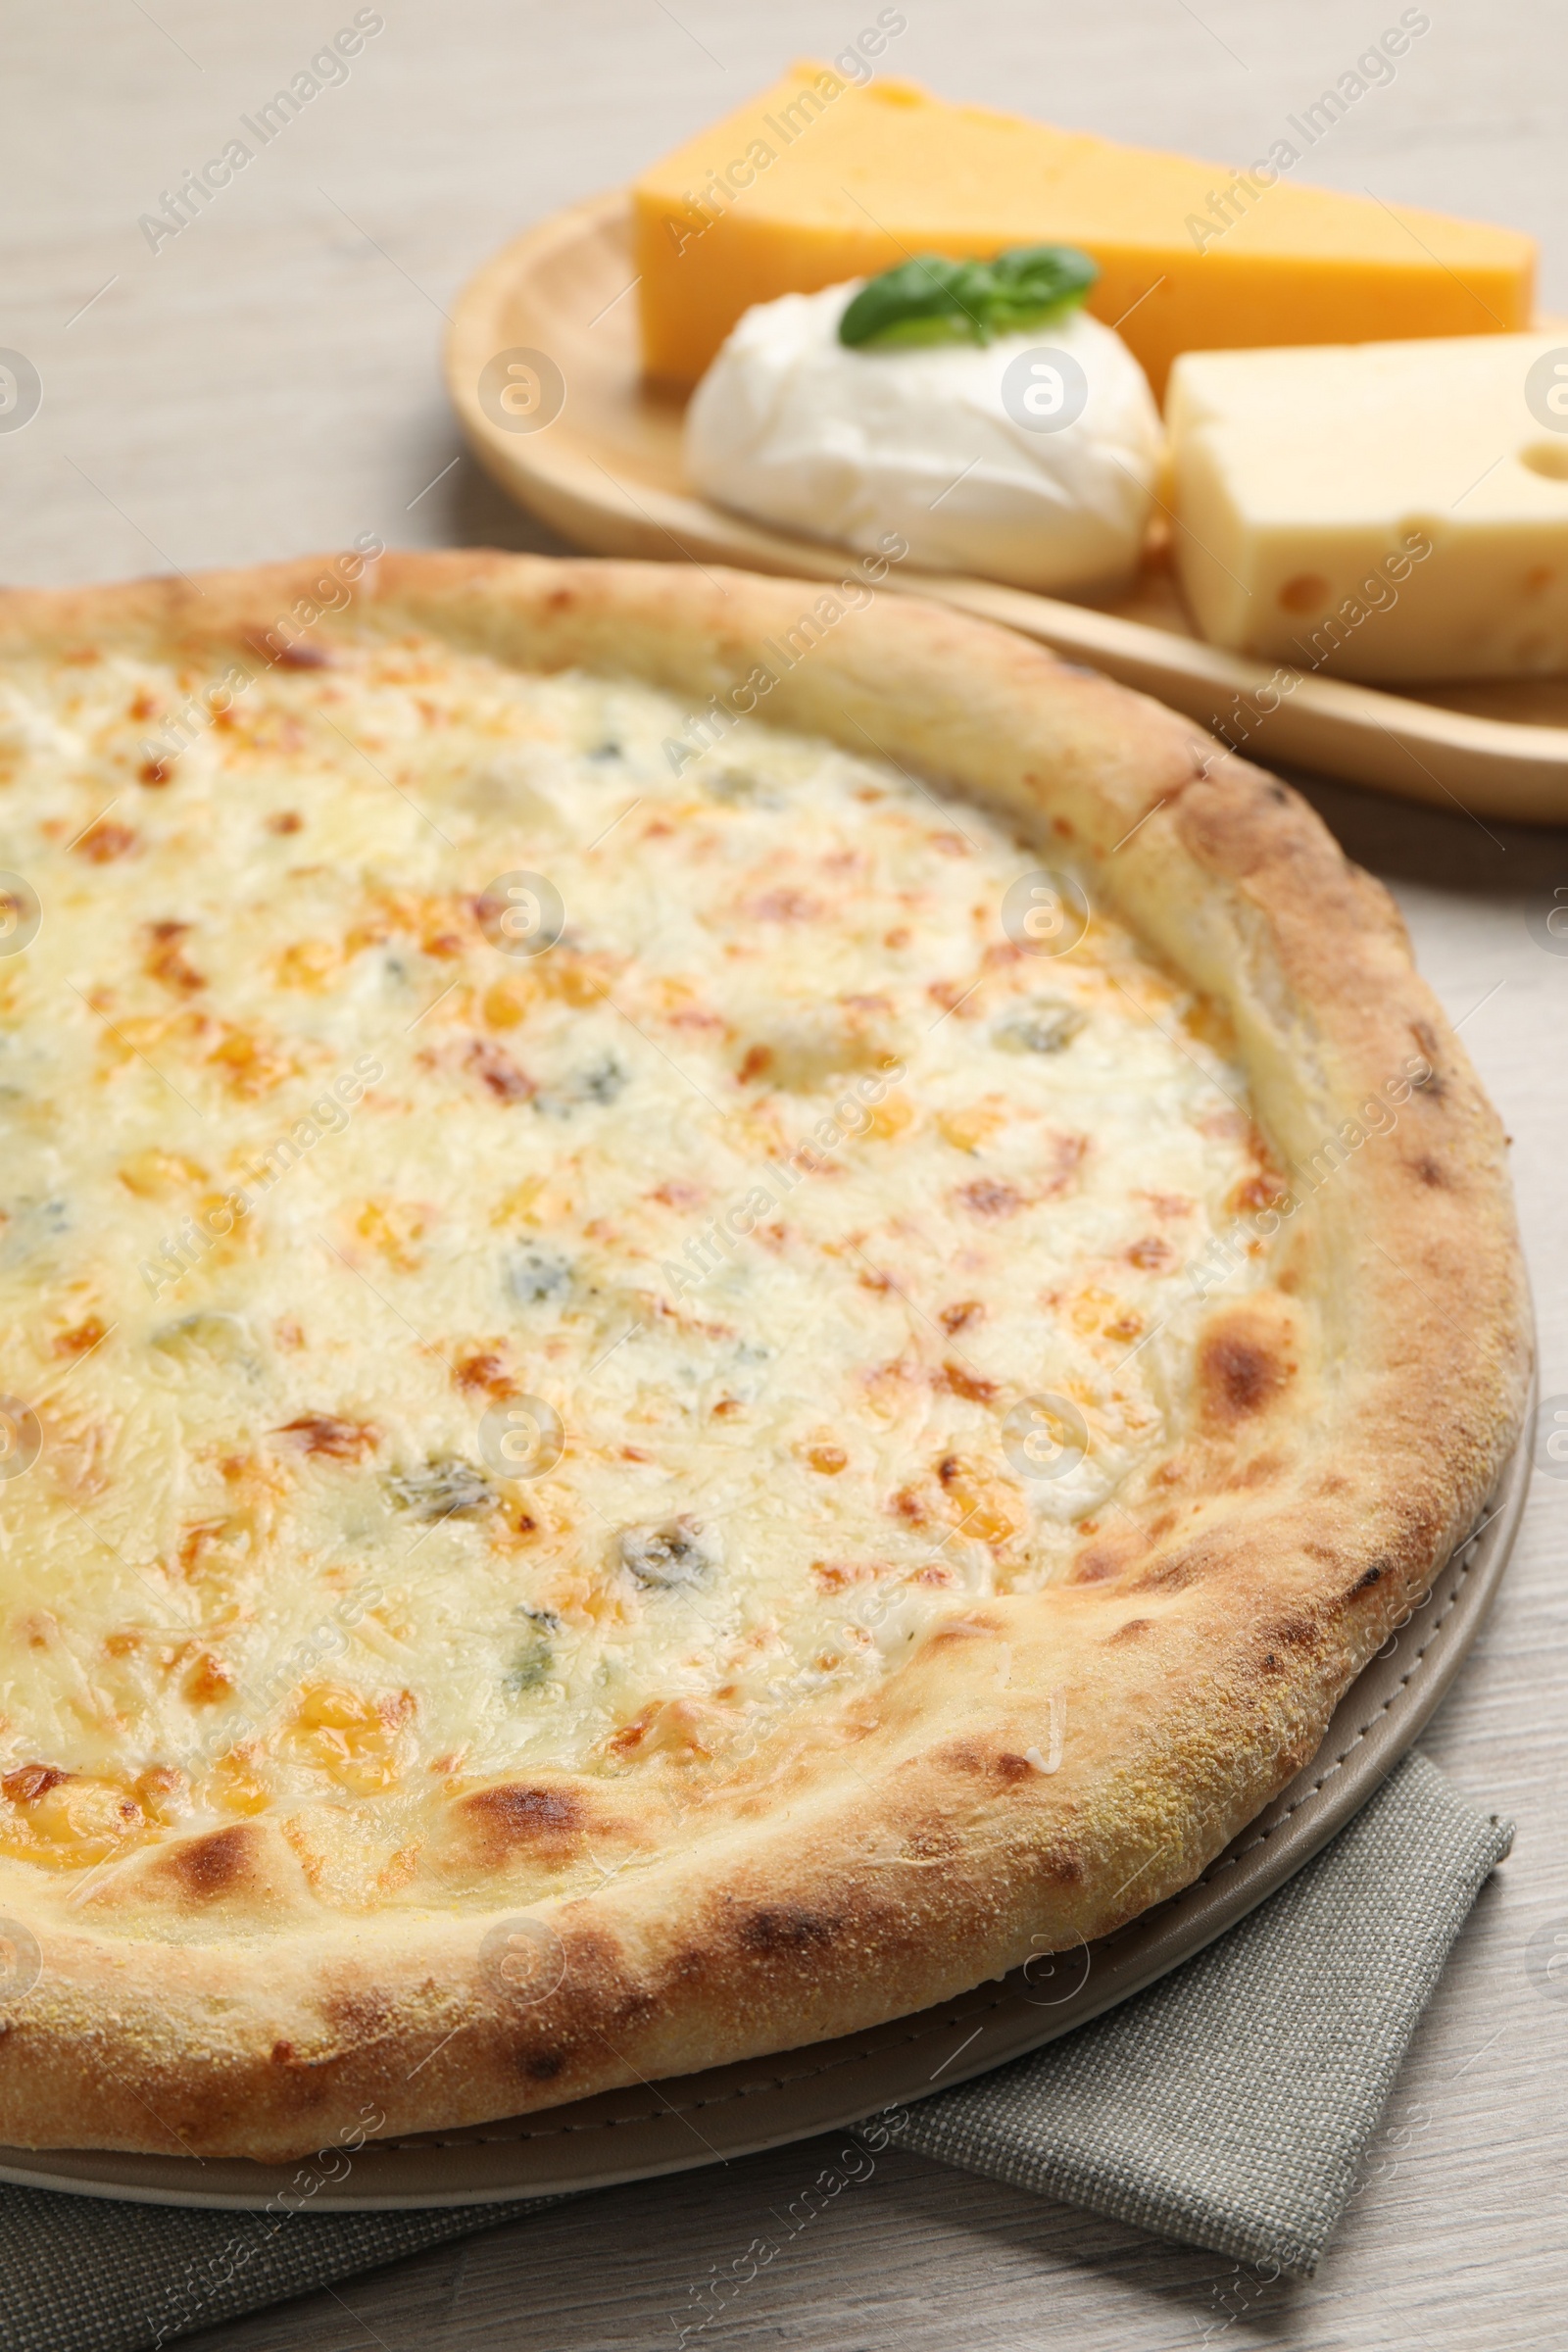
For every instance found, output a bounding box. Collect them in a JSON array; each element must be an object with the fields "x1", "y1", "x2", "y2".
[{"x1": 0, "y1": 554, "x2": 1527, "y2": 2157}]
